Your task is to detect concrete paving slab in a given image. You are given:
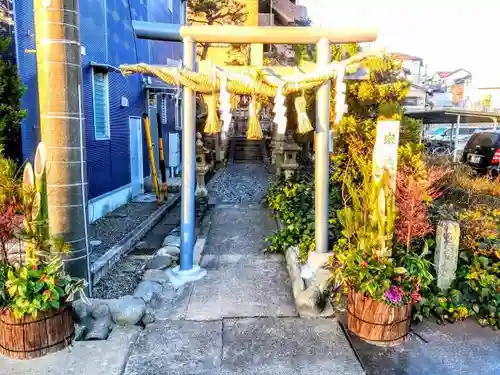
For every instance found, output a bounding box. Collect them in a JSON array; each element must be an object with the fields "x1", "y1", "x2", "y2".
[
  {"x1": 221, "y1": 318, "x2": 365, "y2": 375},
  {"x1": 186, "y1": 255, "x2": 297, "y2": 320},
  {"x1": 204, "y1": 207, "x2": 276, "y2": 256},
  {"x1": 149, "y1": 283, "x2": 194, "y2": 321},
  {"x1": 346, "y1": 318, "x2": 500, "y2": 375},
  {"x1": 0, "y1": 326, "x2": 141, "y2": 375},
  {"x1": 123, "y1": 320, "x2": 223, "y2": 375},
  {"x1": 123, "y1": 318, "x2": 363, "y2": 375}
]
